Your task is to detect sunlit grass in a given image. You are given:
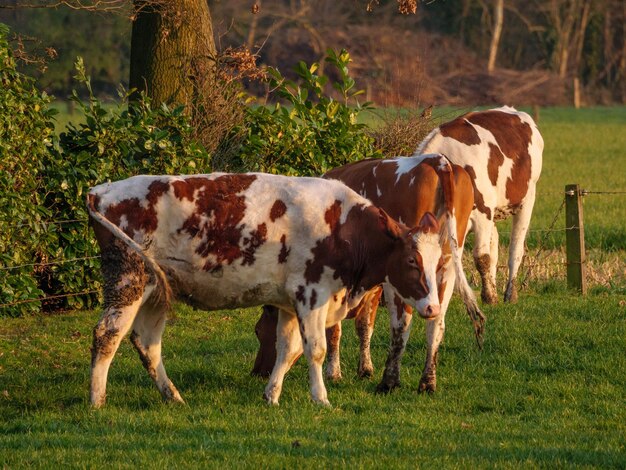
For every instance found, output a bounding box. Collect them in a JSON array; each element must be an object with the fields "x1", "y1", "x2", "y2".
[{"x1": 1, "y1": 293, "x2": 625, "y2": 467}]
